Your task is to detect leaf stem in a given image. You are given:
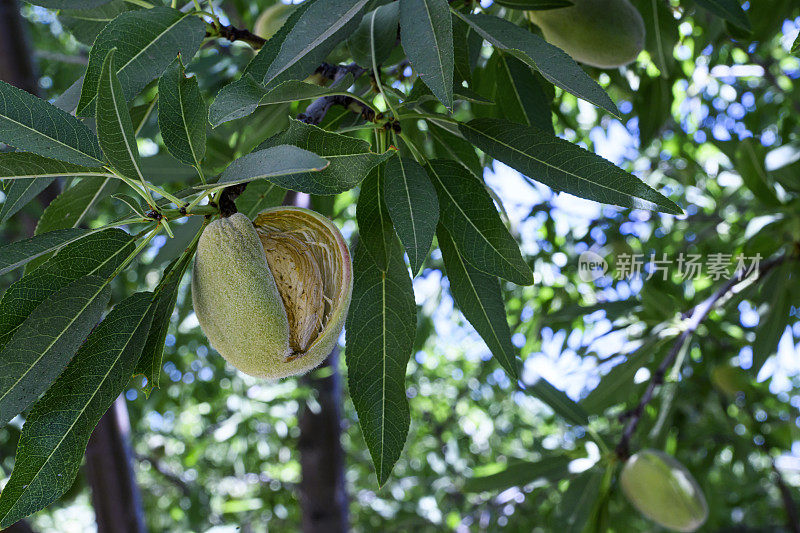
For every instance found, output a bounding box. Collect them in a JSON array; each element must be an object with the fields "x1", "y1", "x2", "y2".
[
  {"x1": 124, "y1": 0, "x2": 155, "y2": 7},
  {"x1": 371, "y1": 60, "x2": 399, "y2": 120},
  {"x1": 107, "y1": 225, "x2": 162, "y2": 282},
  {"x1": 147, "y1": 185, "x2": 184, "y2": 207},
  {"x1": 134, "y1": 96, "x2": 159, "y2": 137},
  {"x1": 398, "y1": 112, "x2": 459, "y2": 125},
  {"x1": 397, "y1": 131, "x2": 428, "y2": 165},
  {"x1": 185, "y1": 190, "x2": 214, "y2": 212}
]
